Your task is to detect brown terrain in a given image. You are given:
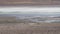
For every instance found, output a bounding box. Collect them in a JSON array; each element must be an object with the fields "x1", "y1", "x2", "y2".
[
  {"x1": 0, "y1": 23, "x2": 60, "y2": 34},
  {"x1": 0, "y1": 16, "x2": 17, "y2": 23},
  {"x1": 0, "y1": 0, "x2": 60, "y2": 6},
  {"x1": 0, "y1": 16, "x2": 59, "y2": 34}
]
